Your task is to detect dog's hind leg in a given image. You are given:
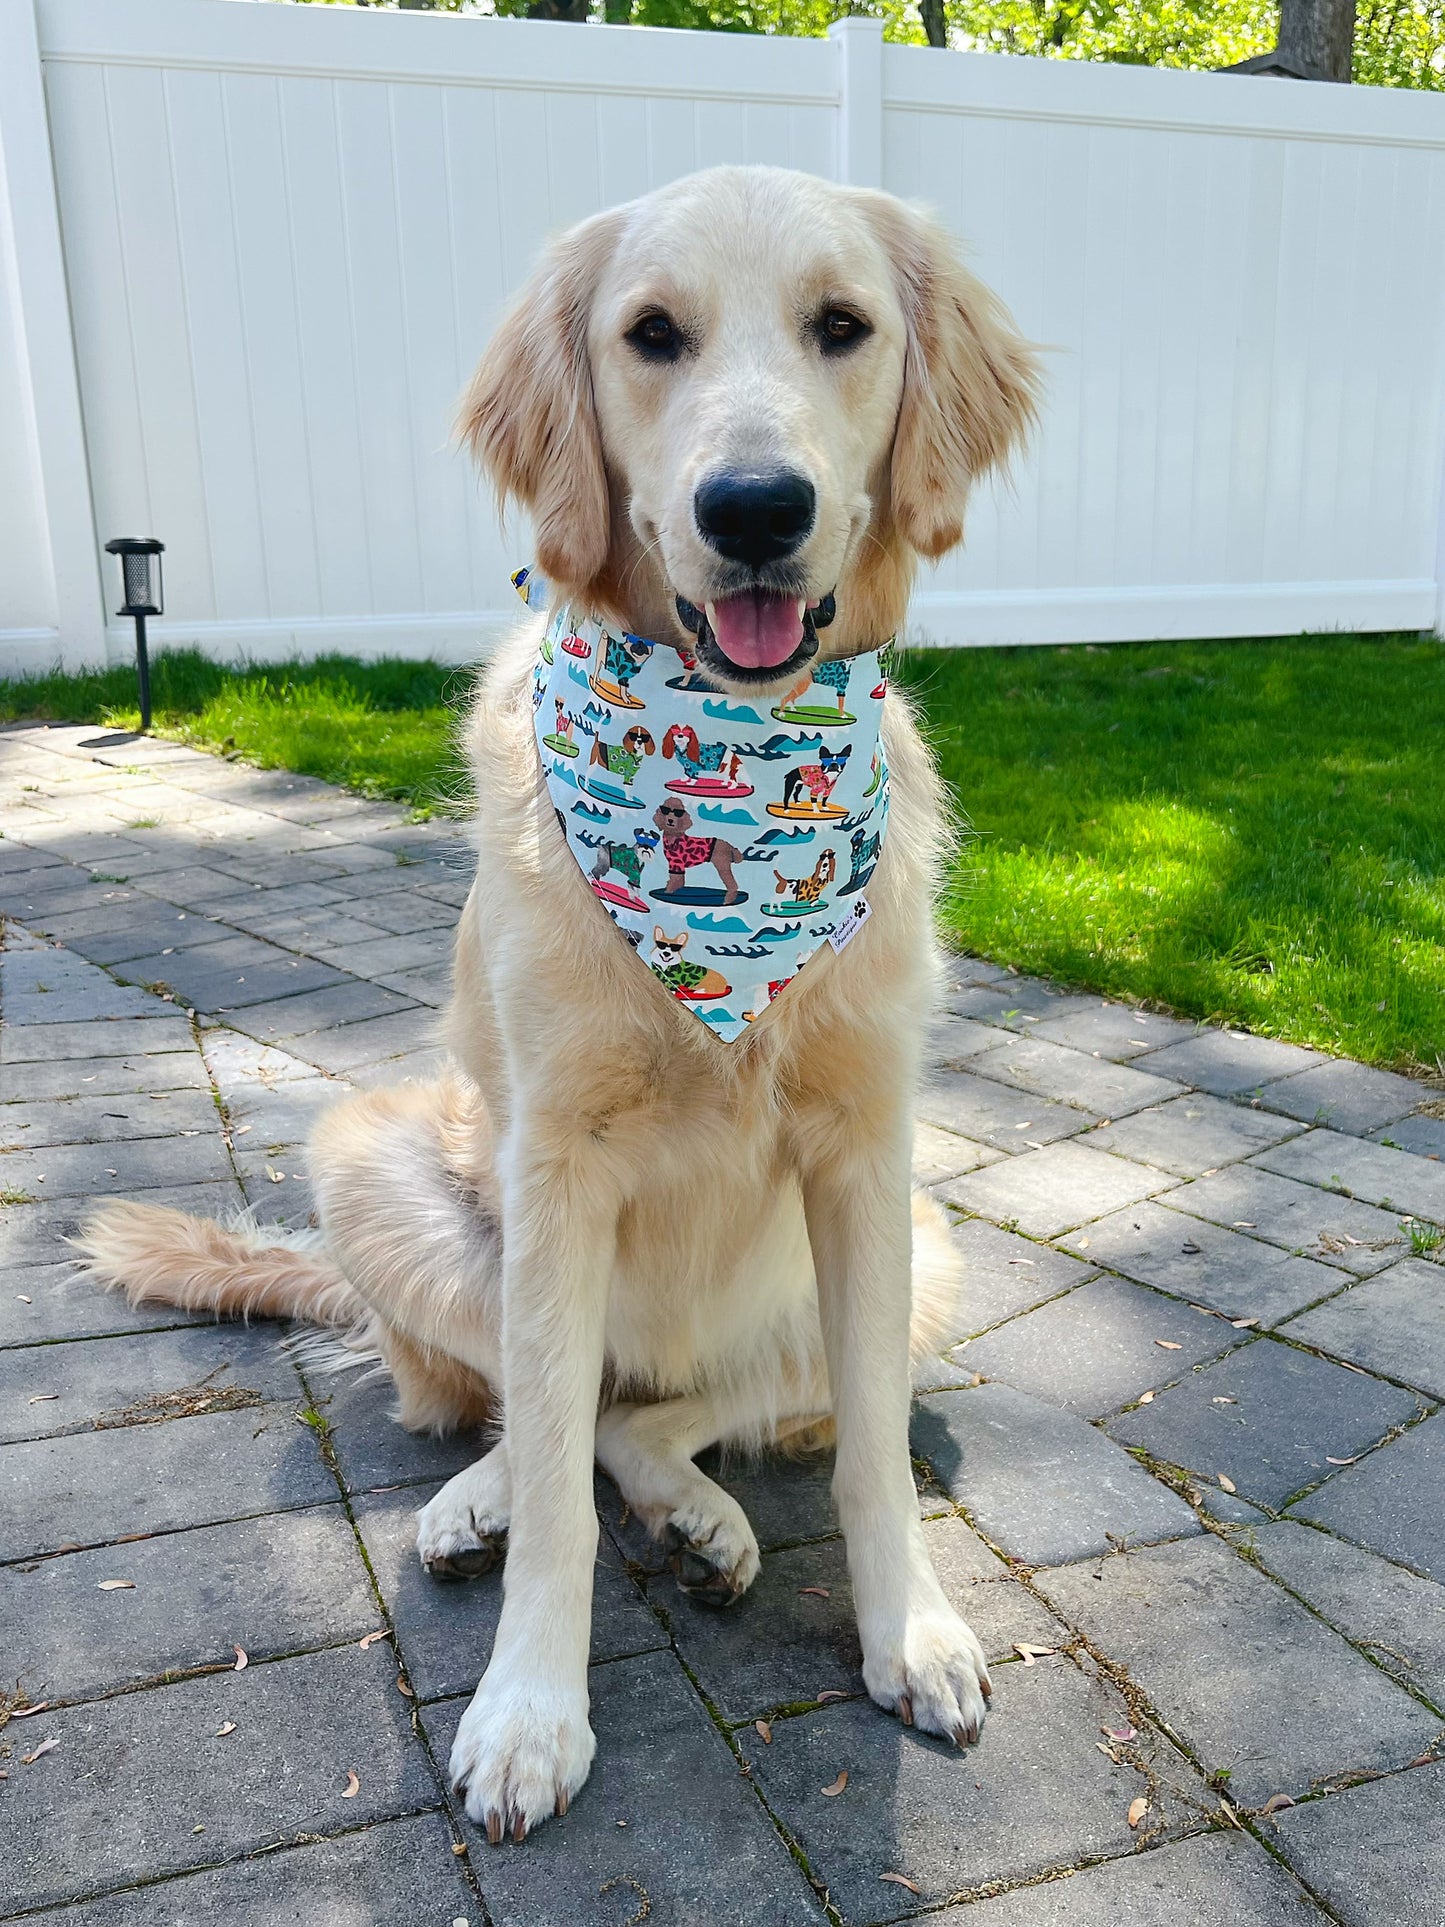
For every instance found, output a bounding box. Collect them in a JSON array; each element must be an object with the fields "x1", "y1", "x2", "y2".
[
  {"x1": 417, "y1": 1438, "x2": 513, "y2": 1578},
  {"x1": 595, "y1": 1187, "x2": 960, "y2": 1609},
  {"x1": 710, "y1": 842, "x2": 741, "y2": 902},
  {"x1": 594, "y1": 1370, "x2": 829, "y2": 1608},
  {"x1": 596, "y1": 1396, "x2": 766, "y2": 1606}
]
